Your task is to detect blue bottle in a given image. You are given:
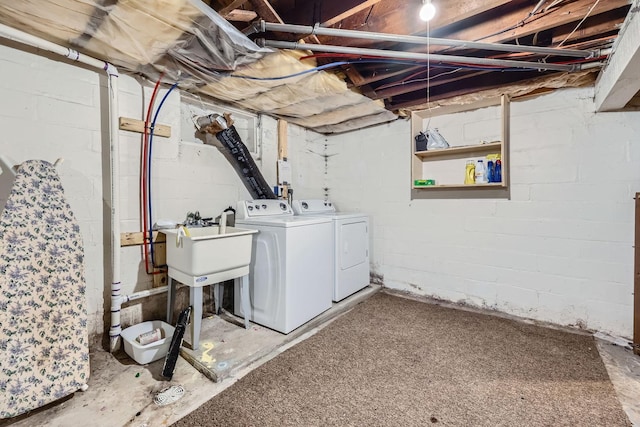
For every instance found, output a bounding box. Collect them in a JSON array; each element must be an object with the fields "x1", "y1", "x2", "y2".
[
  {"x1": 495, "y1": 160, "x2": 502, "y2": 182},
  {"x1": 487, "y1": 160, "x2": 495, "y2": 183}
]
